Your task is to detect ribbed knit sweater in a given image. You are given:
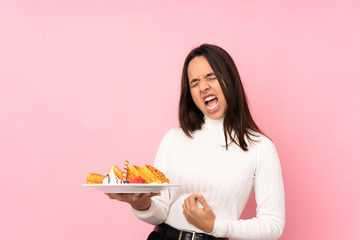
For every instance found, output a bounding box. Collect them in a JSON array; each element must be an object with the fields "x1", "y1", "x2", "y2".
[{"x1": 133, "y1": 117, "x2": 285, "y2": 240}]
